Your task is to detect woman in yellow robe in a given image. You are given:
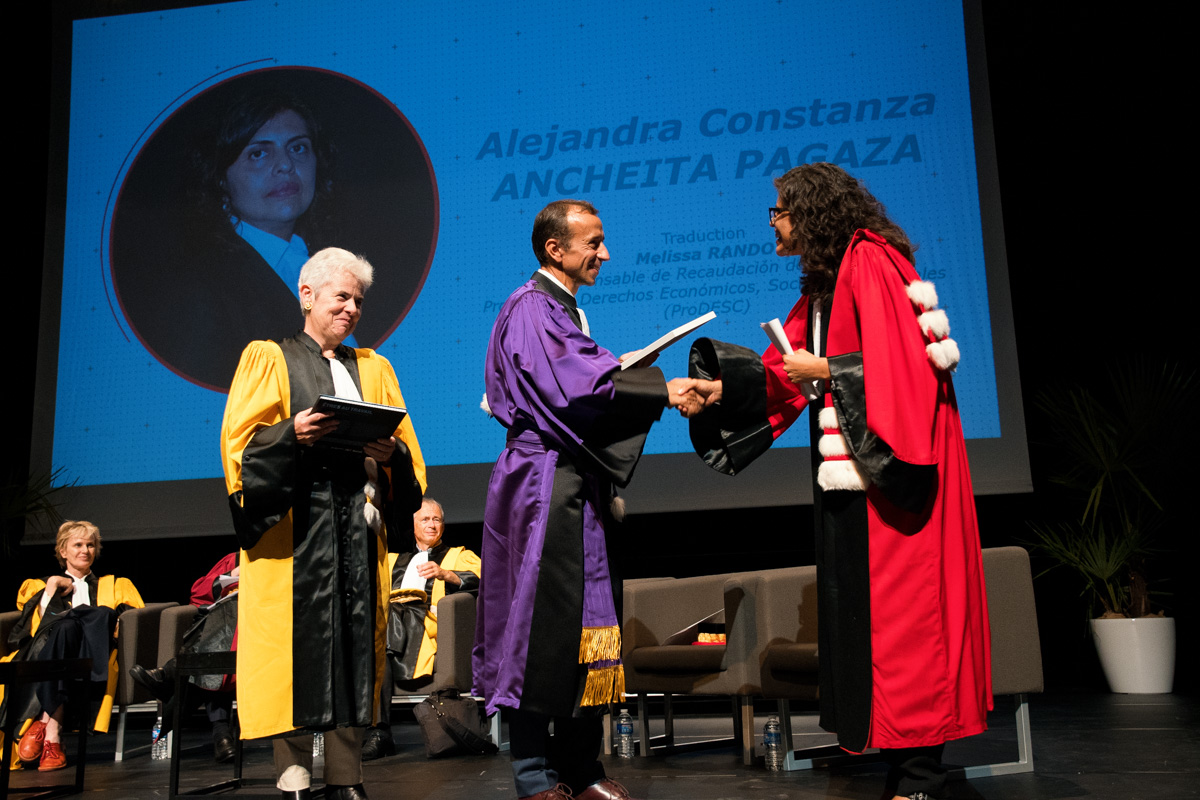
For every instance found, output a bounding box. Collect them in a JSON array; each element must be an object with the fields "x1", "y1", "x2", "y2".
[
  {"x1": 1, "y1": 520, "x2": 143, "y2": 771},
  {"x1": 221, "y1": 247, "x2": 425, "y2": 800}
]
